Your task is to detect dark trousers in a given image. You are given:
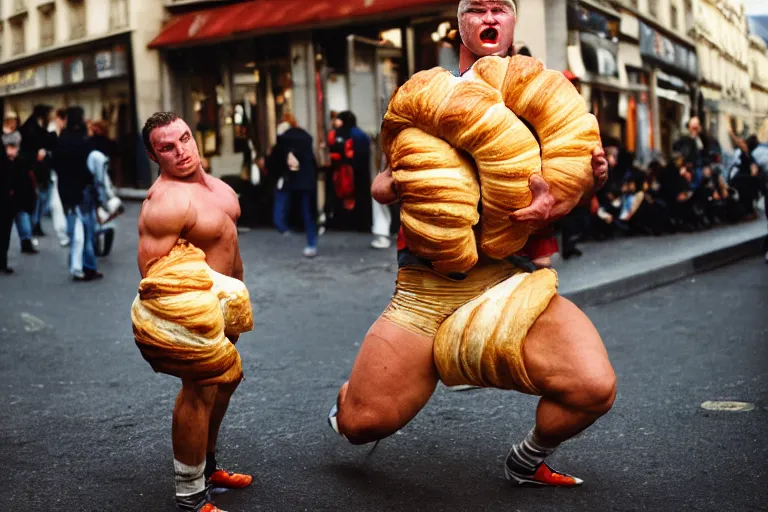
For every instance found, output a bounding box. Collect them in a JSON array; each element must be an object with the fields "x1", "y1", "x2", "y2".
[{"x1": 1, "y1": 212, "x2": 14, "y2": 269}]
